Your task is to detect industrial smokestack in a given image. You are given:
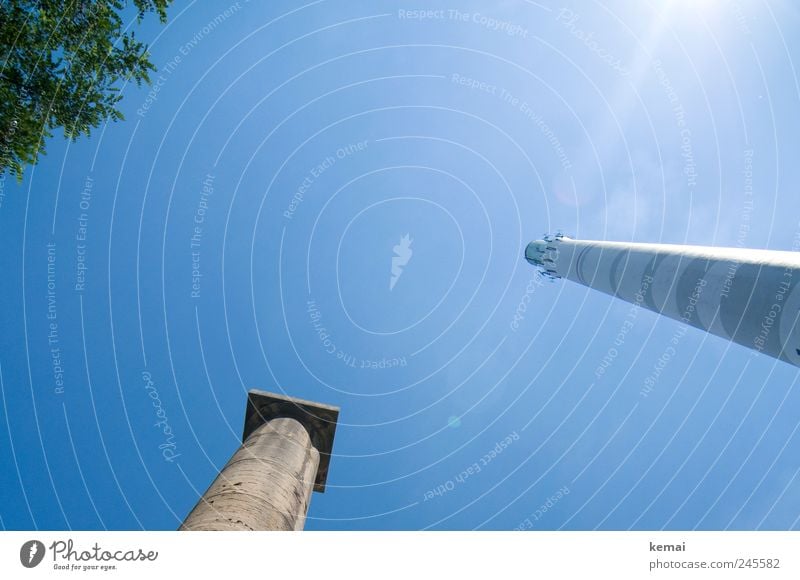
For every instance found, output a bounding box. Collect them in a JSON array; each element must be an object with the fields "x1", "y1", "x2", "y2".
[{"x1": 526, "y1": 235, "x2": 800, "y2": 367}]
